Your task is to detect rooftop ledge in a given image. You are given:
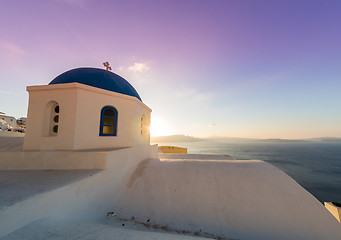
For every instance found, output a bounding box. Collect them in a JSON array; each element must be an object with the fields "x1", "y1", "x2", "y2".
[{"x1": 0, "y1": 150, "x2": 109, "y2": 170}]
